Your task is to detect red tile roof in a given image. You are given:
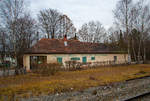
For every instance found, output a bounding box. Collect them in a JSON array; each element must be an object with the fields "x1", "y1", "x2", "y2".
[{"x1": 25, "y1": 38, "x2": 126, "y2": 54}]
